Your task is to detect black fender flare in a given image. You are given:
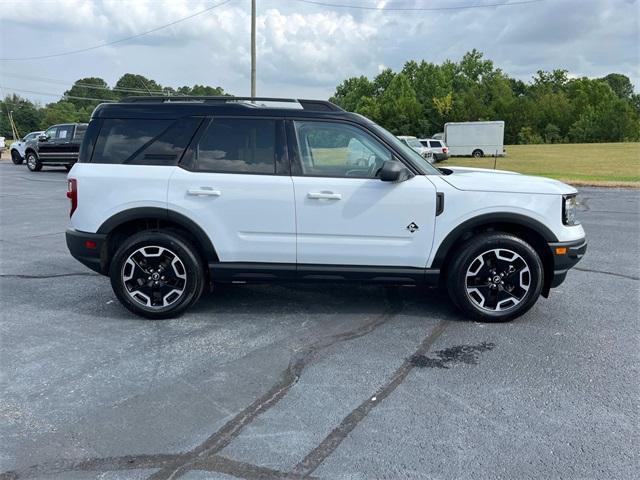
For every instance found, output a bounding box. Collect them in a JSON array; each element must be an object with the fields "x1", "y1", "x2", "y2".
[
  {"x1": 97, "y1": 207, "x2": 218, "y2": 263},
  {"x1": 431, "y1": 212, "x2": 558, "y2": 269}
]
